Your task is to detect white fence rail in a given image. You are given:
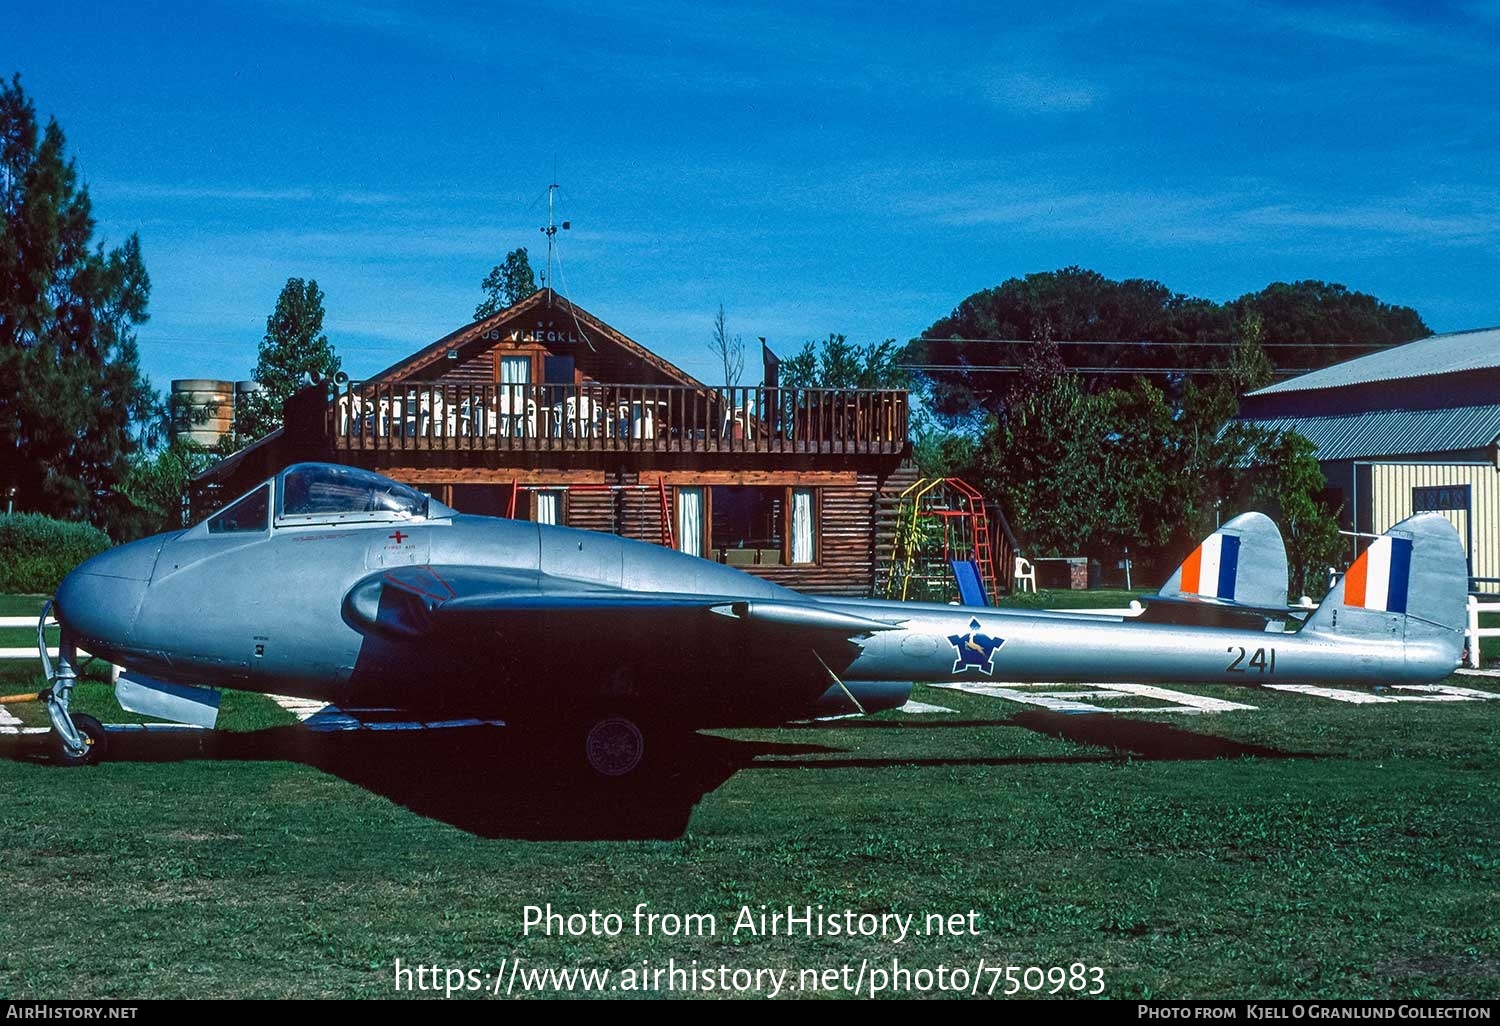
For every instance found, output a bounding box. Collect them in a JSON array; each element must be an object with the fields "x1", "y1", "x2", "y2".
[
  {"x1": 0, "y1": 614, "x2": 51, "y2": 661},
  {"x1": 1468, "y1": 595, "x2": 1500, "y2": 669},
  {"x1": 0, "y1": 615, "x2": 108, "y2": 670}
]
